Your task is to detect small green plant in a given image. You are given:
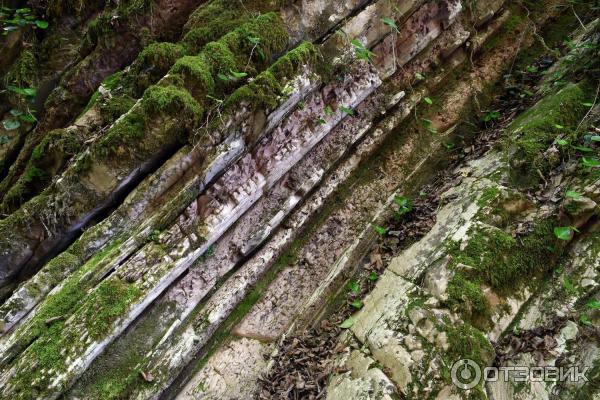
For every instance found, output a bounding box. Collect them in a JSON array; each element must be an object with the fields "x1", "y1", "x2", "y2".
[
  {"x1": 339, "y1": 316, "x2": 356, "y2": 329},
  {"x1": 555, "y1": 139, "x2": 569, "y2": 146},
  {"x1": 586, "y1": 299, "x2": 600, "y2": 309},
  {"x1": 423, "y1": 97, "x2": 433, "y2": 105},
  {"x1": 581, "y1": 157, "x2": 600, "y2": 167},
  {"x1": 340, "y1": 106, "x2": 354, "y2": 116},
  {"x1": 148, "y1": 230, "x2": 161, "y2": 242},
  {"x1": 367, "y1": 271, "x2": 379, "y2": 282},
  {"x1": 565, "y1": 190, "x2": 582, "y2": 200},
  {"x1": 421, "y1": 118, "x2": 438, "y2": 134},
  {"x1": 572, "y1": 145, "x2": 594, "y2": 153},
  {"x1": 350, "y1": 299, "x2": 363, "y2": 309},
  {"x1": 393, "y1": 195, "x2": 413, "y2": 218},
  {"x1": 371, "y1": 223, "x2": 387, "y2": 235},
  {"x1": 351, "y1": 39, "x2": 375, "y2": 63},
  {"x1": 482, "y1": 111, "x2": 501, "y2": 122},
  {"x1": 217, "y1": 69, "x2": 248, "y2": 82},
  {"x1": 2, "y1": 109, "x2": 36, "y2": 131},
  {"x1": 2, "y1": 119, "x2": 20, "y2": 131},
  {"x1": 324, "y1": 105, "x2": 334, "y2": 116},
  {"x1": 247, "y1": 35, "x2": 266, "y2": 60},
  {"x1": 198, "y1": 245, "x2": 215, "y2": 262},
  {"x1": 554, "y1": 226, "x2": 576, "y2": 241},
  {"x1": 316, "y1": 118, "x2": 326, "y2": 125},
  {"x1": 580, "y1": 314, "x2": 593, "y2": 326},
  {"x1": 1, "y1": 7, "x2": 48, "y2": 35},
  {"x1": 381, "y1": 17, "x2": 399, "y2": 32},
  {"x1": 348, "y1": 280, "x2": 360, "y2": 294},
  {"x1": 563, "y1": 275, "x2": 577, "y2": 295}
]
